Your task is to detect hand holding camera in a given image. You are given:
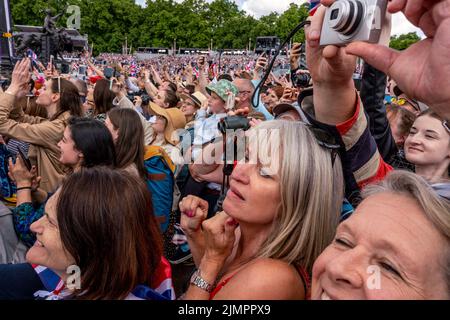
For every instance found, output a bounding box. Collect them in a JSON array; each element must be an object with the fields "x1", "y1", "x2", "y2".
[
  {"x1": 8, "y1": 156, "x2": 35, "y2": 187},
  {"x1": 281, "y1": 87, "x2": 298, "y2": 103},
  {"x1": 345, "y1": 0, "x2": 450, "y2": 119},
  {"x1": 255, "y1": 55, "x2": 268, "y2": 73},
  {"x1": 319, "y1": 0, "x2": 388, "y2": 47},
  {"x1": 306, "y1": 1, "x2": 359, "y2": 124},
  {"x1": 306, "y1": 2, "x2": 357, "y2": 88}
]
